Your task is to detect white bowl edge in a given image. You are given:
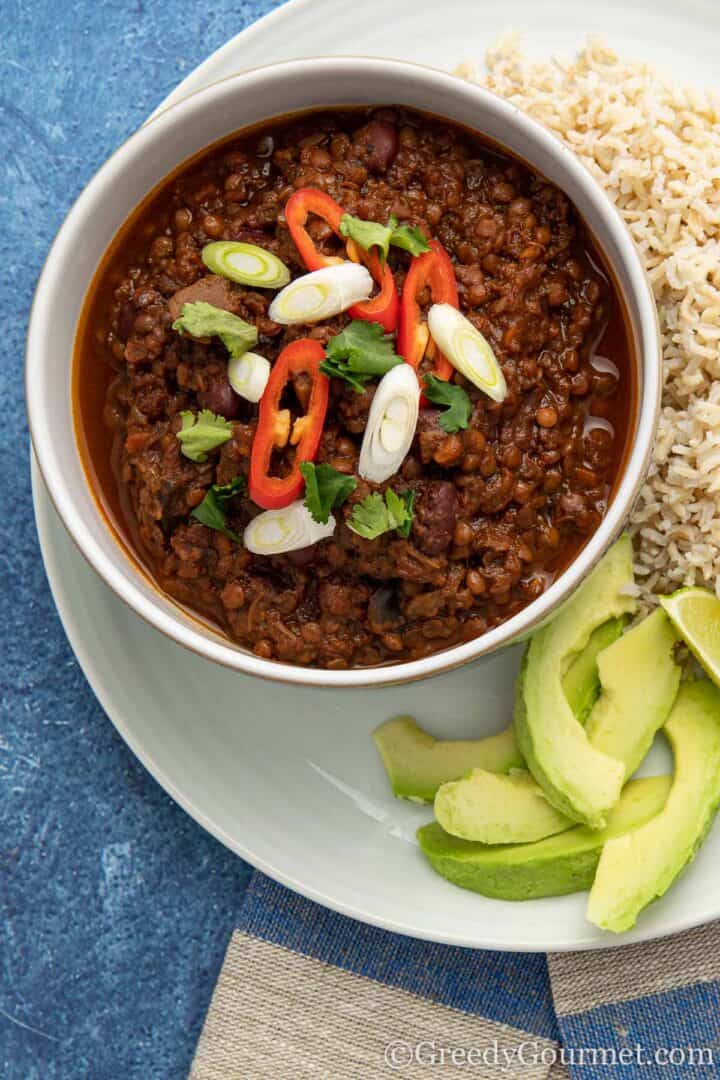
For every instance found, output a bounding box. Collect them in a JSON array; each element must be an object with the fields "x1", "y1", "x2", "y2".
[{"x1": 26, "y1": 56, "x2": 662, "y2": 689}]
